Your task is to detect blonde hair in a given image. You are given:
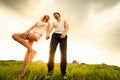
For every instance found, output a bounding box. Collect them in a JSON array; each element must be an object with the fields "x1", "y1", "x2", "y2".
[{"x1": 41, "y1": 15, "x2": 50, "y2": 22}]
